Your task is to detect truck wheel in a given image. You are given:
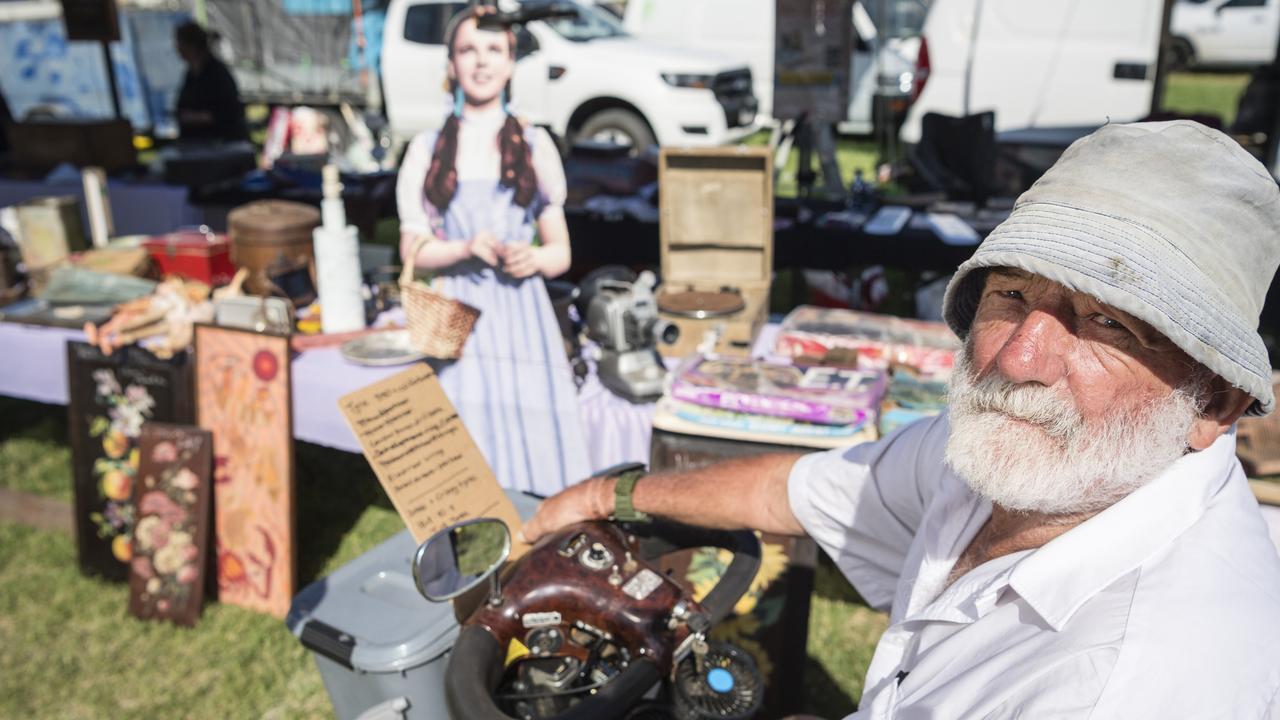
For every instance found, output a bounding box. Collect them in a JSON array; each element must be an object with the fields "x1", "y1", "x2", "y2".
[
  {"x1": 576, "y1": 109, "x2": 656, "y2": 156},
  {"x1": 1170, "y1": 37, "x2": 1195, "y2": 70}
]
